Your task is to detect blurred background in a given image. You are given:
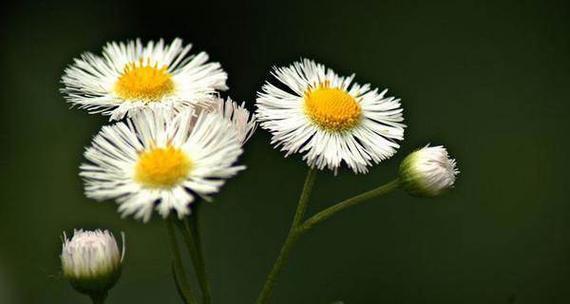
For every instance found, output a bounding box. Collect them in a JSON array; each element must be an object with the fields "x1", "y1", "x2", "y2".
[{"x1": 1, "y1": 0, "x2": 569, "y2": 303}]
